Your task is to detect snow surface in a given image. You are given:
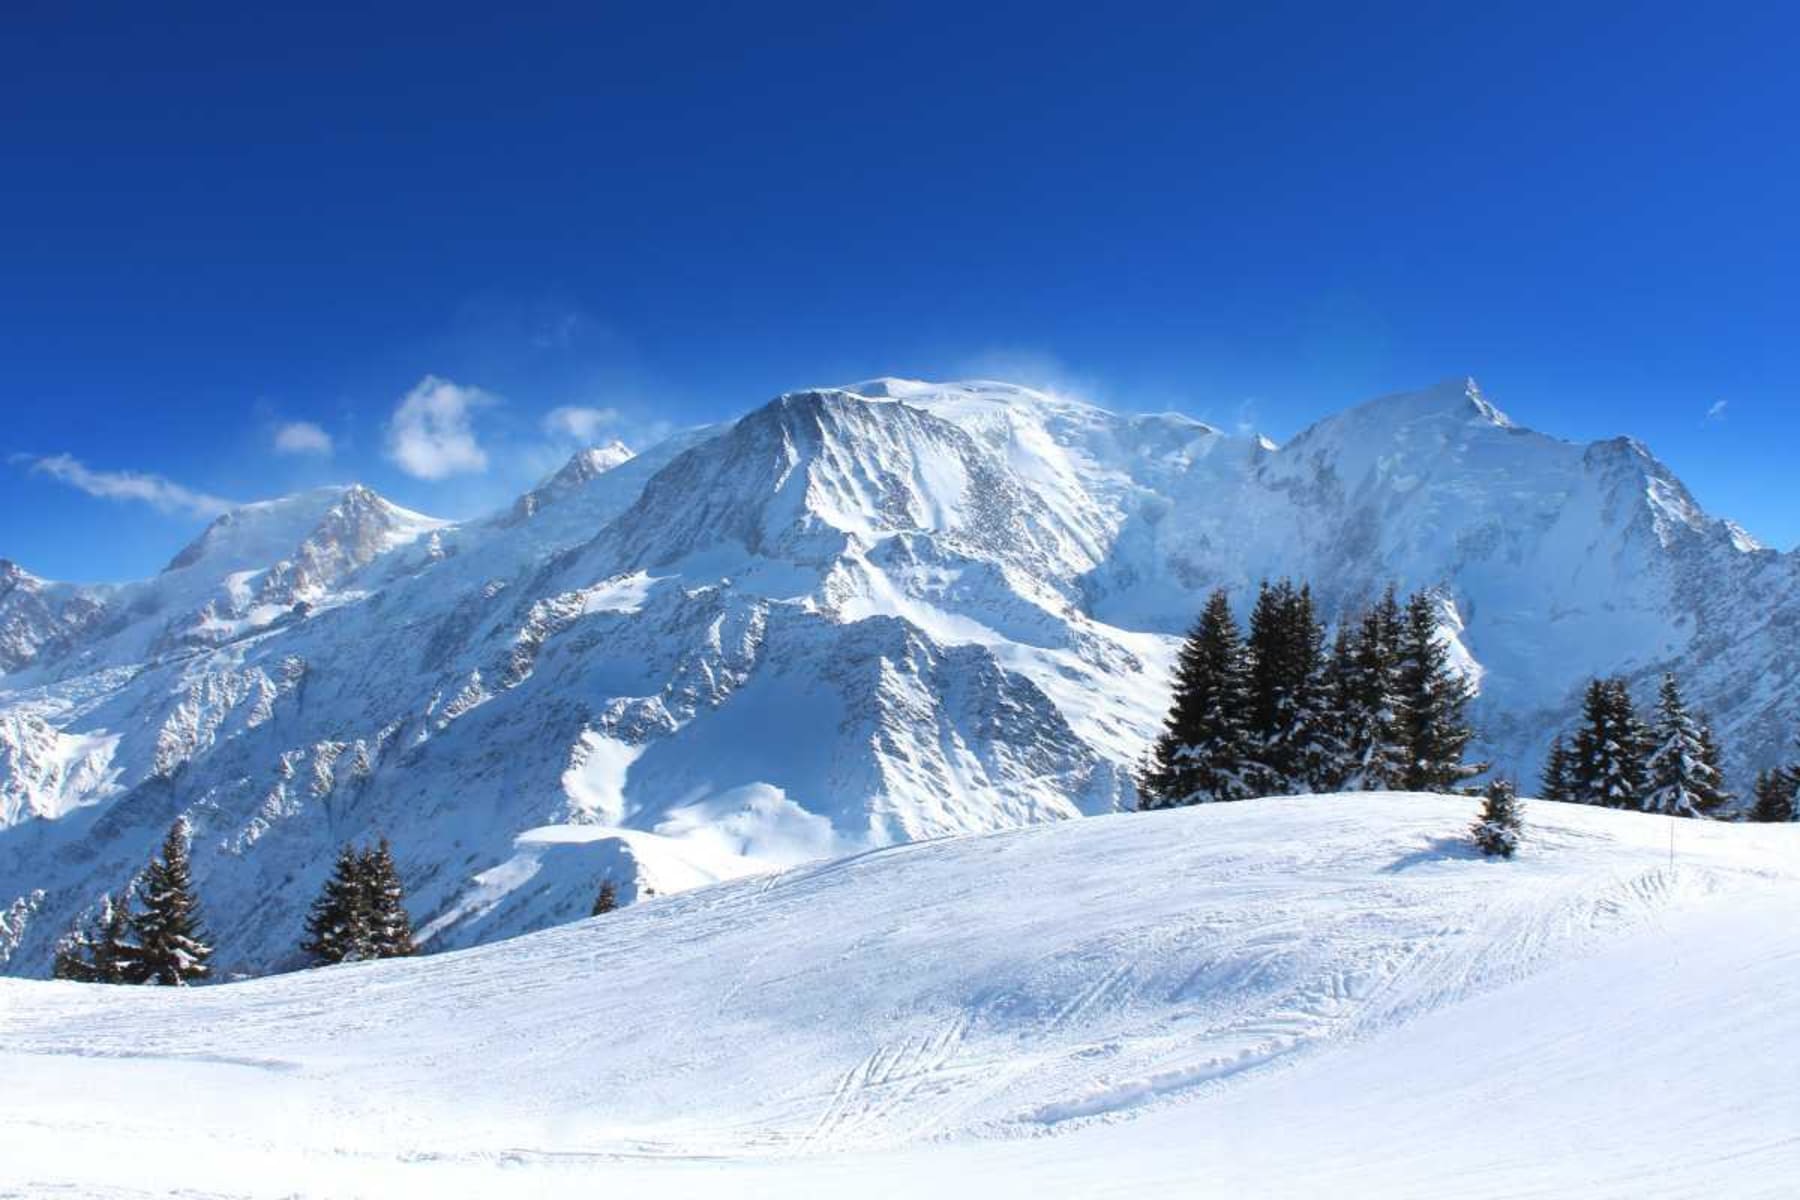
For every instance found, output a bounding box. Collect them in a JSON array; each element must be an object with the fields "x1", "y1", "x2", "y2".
[{"x1": 2, "y1": 795, "x2": 1796, "y2": 1198}]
